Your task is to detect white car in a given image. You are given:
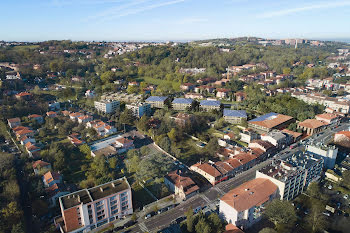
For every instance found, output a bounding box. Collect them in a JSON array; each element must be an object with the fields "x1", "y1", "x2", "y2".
[{"x1": 344, "y1": 194, "x2": 349, "y2": 199}]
